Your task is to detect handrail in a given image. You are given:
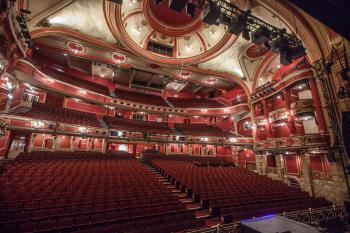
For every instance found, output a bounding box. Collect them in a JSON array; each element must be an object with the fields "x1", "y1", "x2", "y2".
[{"x1": 185, "y1": 206, "x2": 345, "y2": 233}]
